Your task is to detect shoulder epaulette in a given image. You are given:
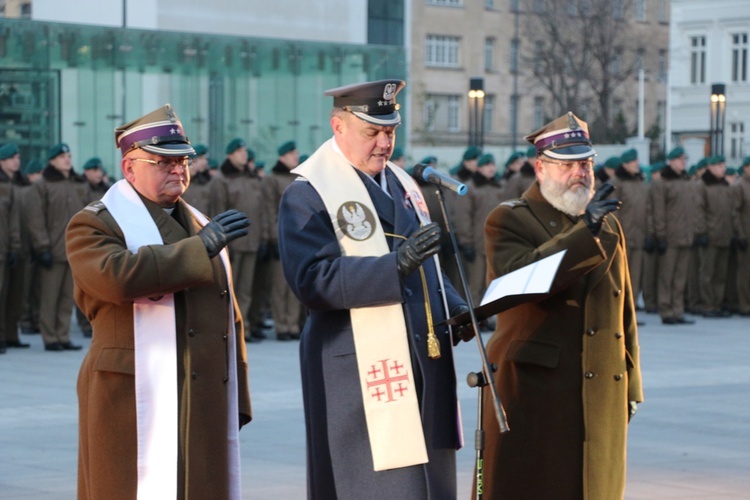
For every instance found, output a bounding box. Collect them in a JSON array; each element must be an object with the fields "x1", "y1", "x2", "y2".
[
  {"x1": 83, "y1": 200, "x2": 107, "y2": 214},
  {"x1": 500, "y1": 198, "x2": 528, "y2": 208}
]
